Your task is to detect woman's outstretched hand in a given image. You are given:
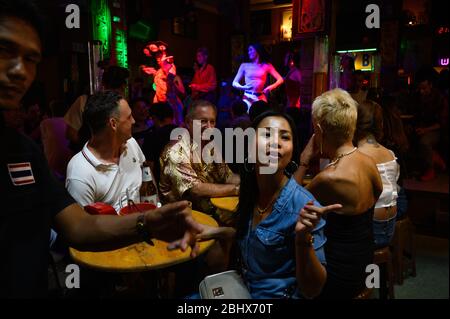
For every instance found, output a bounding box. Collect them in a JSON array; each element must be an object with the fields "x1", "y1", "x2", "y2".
[{"x1": 296, "y1": 200, "x2": 342, "y2": 236}]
